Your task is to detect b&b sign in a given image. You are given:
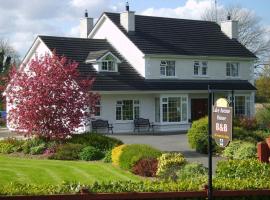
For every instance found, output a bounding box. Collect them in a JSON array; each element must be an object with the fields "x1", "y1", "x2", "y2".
[{"x1": 212, "y1": 98, "x2": 232, "y2": 147}]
